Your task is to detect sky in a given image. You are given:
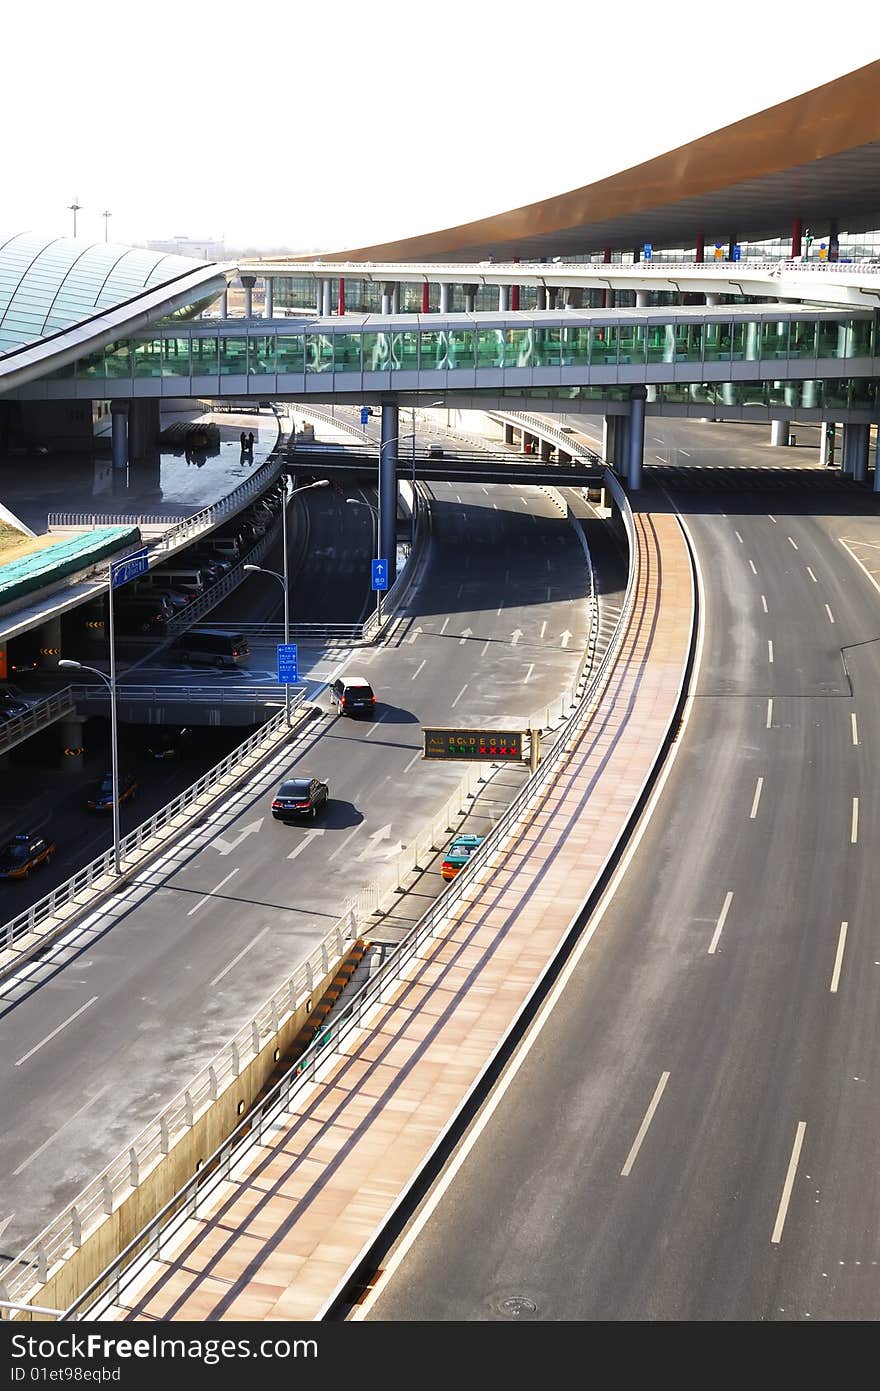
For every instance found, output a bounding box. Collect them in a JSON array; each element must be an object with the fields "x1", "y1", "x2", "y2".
[{"x1": 6, "y1": 1, "x2": 878, "y2": 254}]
